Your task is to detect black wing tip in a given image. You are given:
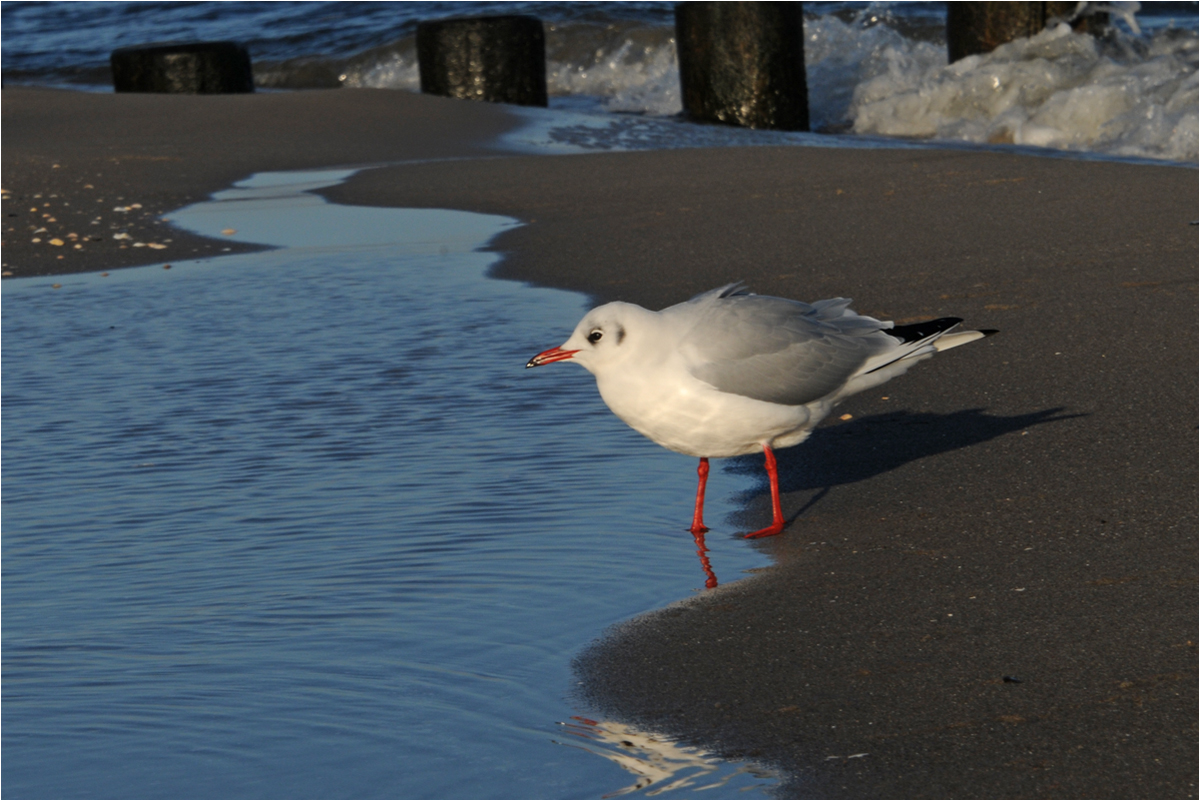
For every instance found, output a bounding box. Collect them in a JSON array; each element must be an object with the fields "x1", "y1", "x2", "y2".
[
  {"x1": 886, "y1": 317, "x2": 963, "y2": 344},
  {"x1": 979, "y1": 329, "x2": 1000, "y2": 337}
]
